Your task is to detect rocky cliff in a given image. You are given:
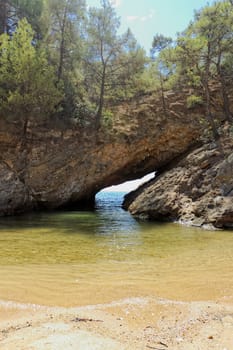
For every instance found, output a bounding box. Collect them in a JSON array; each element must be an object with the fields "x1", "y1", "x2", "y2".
[
  {"x1": 124, "y1": 126, "x2": 233, "y2": 229},
  {"x1": 0, "y1": 92, "x2": 201, "y2": 216}
]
